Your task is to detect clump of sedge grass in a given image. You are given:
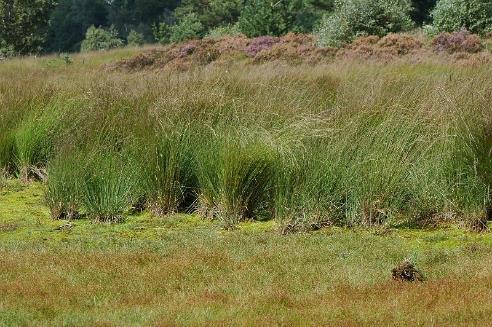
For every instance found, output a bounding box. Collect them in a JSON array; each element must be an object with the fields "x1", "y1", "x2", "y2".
[
  {"x1": 79, "y1": 149, "x2": 136, "y2": 223},
  {"x1": 45, "y1": 152, "x2": 81, "y2": 220},
  {"x1": 0, "y1": 168, "x2": 6, "y2": 189},
  {"x1": 13, "y1": 99, "x2": 68, "y2": 181},
  {"x1": 195, "y1": 128, "x2": 276, "y2": 229},
  {"x1": 134, "y1": 124, "x2": 196, "y2": 216}
]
